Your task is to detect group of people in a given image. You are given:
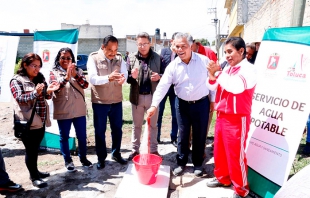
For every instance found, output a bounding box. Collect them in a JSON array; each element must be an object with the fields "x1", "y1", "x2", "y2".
[{"x1": 0, "y1": 32, "x2": 258, "y2": 198}]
